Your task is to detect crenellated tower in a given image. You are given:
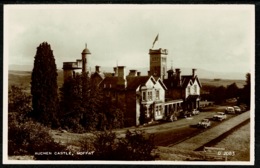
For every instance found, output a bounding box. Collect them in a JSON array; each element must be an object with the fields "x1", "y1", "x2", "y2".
[{"x1": 149, "y1": 48, "x2": 168, "y2": 80}]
